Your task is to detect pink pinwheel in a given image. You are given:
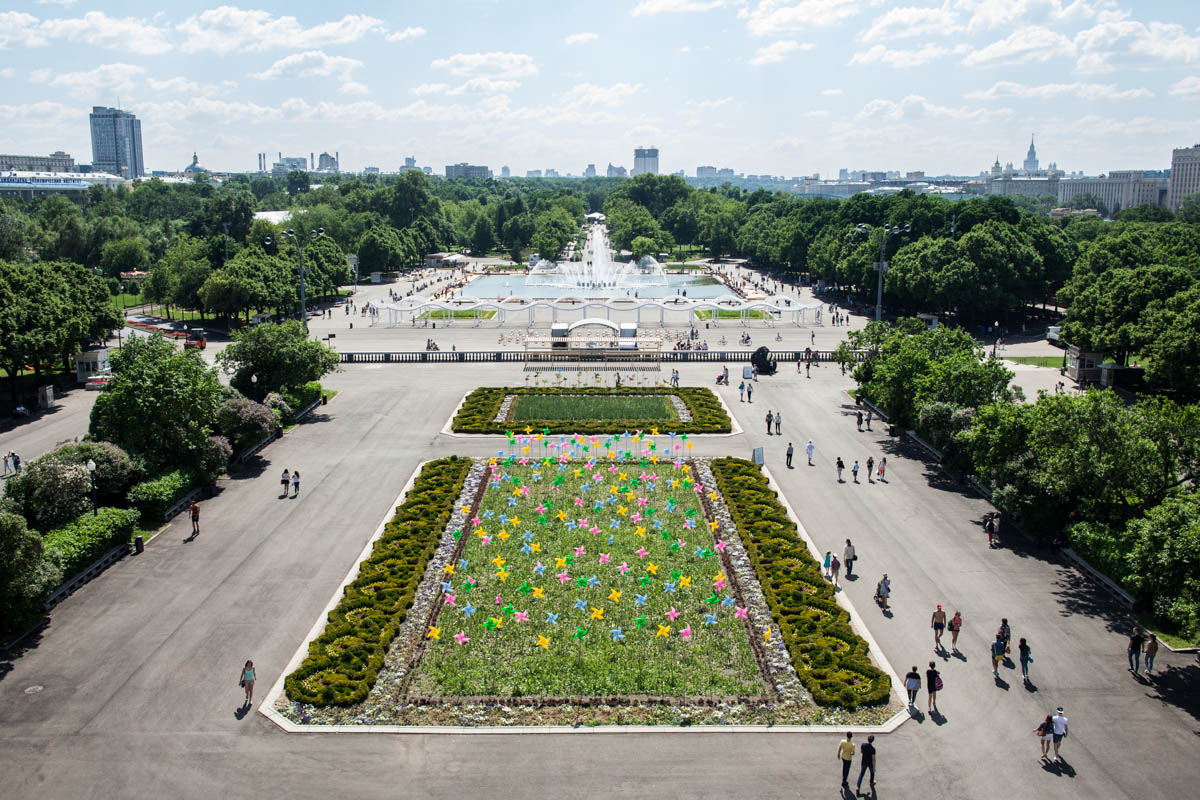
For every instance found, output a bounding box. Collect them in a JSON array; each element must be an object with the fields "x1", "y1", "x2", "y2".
[
  {"x1": 589, "y1": 525, "x2": 600, "y2": 535},
  {"x1": 520, "y1": 486, "x2": 530, "y2": 496},
  {"x1": 609, "y1": 464, "x2": 619, "y2": 473},
  {"x1": 471, "y1": 516, "x2": 482, "y2": 527},
  {"x1": 637, "y1": 497, "x2": 649, "y2": 507},
  {"x1": 617, "y1": 562, "x2": 631, "y2": 574},
  {"x1": 557, "y1": 571, "x2": 571, "y2": 584},
  {"x1": 599, "y1": 553, "x2": 611, "y2": 564},
  {"x1": 735, "y1": 605, "x2": 748, "y2": 619},
  {"x1": 713, "y1": 577, "x2": 727, "y2": 591},
  {"x1": 574, "y1": 497, "x2": 584, "y2": 507},
  {"x1": 481, "y1": 536, "x2": 492, "y2": 546},
  {"x1": 575, "y1": 545, "x2": 587, "y2": 557},
  {"x1": 679, "y1": 625, "x2": 692, "y2": 640},
  {"x1": 514, "y1": 611, "x2": 529, "y2": 622},
  {"x1": 673, "y1": 459, "x2": 683, "y2": 470},
  {"x1": 682, "y1": 519, "x2": 695, "y2": 529},
  {"x1": 454, "y1": 631, "x2": 470, "y2": 645},
  {"x1": 636, "y1": 547, "x2": 649, "y2": 558},
  {"x1": 444, "y1": 594, "x2": 457, "y2": 606},
  {"x1": 715, "y1": 540, "x2": 727, "y2": 553},
  {"x1": 495, "y1": 594, "x2": 504, "y2": 605},
  {"x1": 631, "y1": 513, "x2": 642, "y2": 523},
  {"x1": 676, "y1": 538, "x2": 687, "y2": 550},
  {"x1": 666, "y1": 606, "x2": 681, "y2": 622},
  {"x1": 466, "y1": 576, "x2": 477, "y2": 585},
  {"x1": 577, "y1": 518, "x2": 588, "y2": 528},
  {"x1": 536, "y1": 504, "x2": 548, "y2": 514},
  {"x1": 518, "y1": 457, "x2": 529, "y2": 466}
]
